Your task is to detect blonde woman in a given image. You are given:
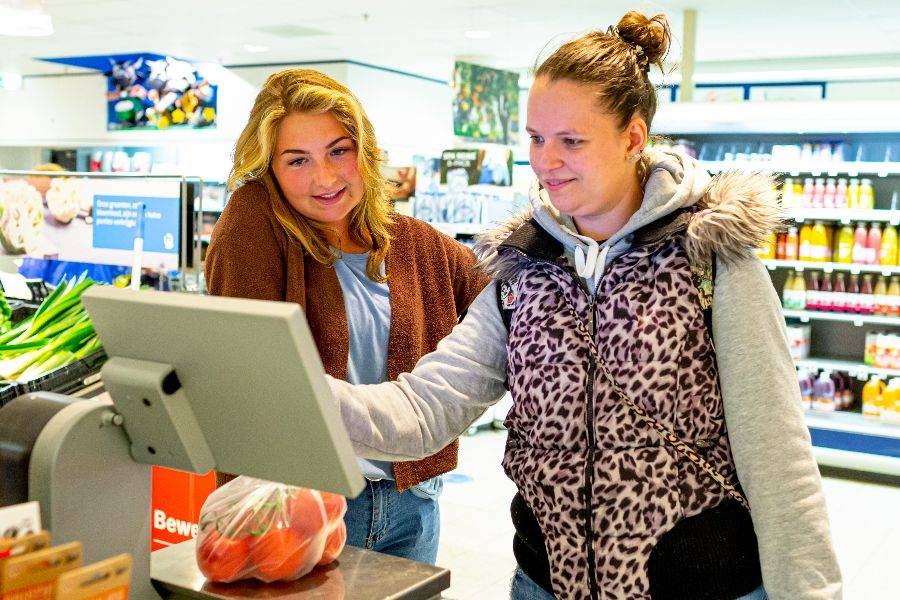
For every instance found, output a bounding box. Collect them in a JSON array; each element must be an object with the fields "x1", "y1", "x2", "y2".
[{"x1": 206, "y1": 68, "x2": 488, "y2": 564}]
